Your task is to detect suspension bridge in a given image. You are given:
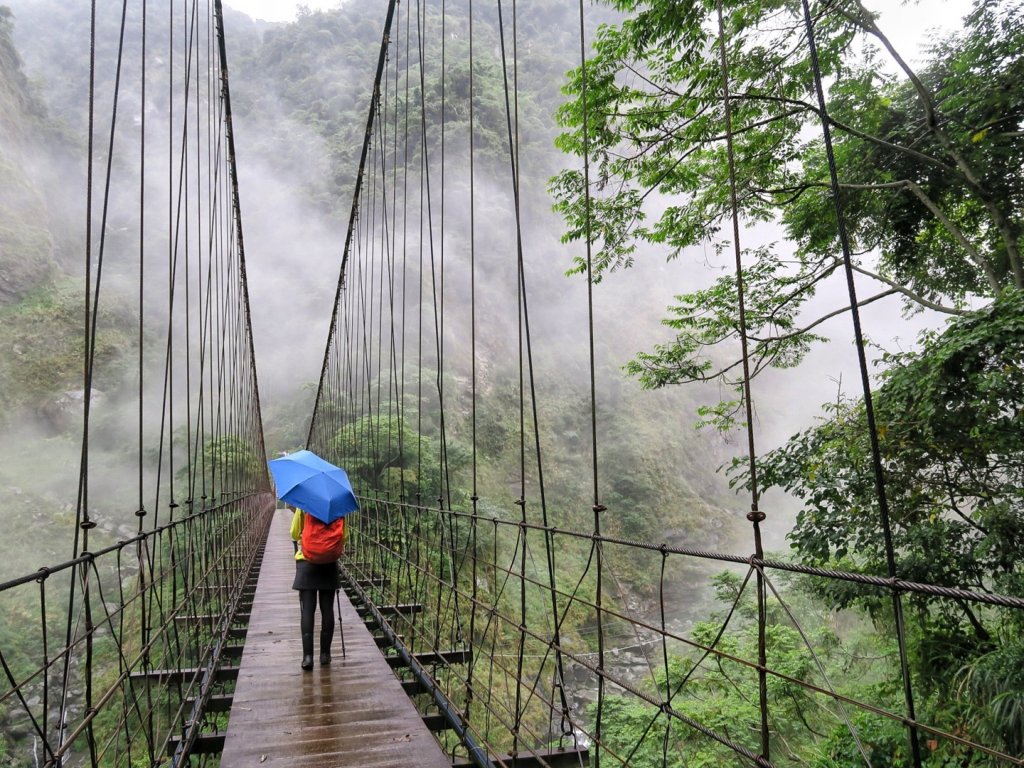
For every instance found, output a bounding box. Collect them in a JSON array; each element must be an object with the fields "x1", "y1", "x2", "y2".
[{"x1": 1, "y1": 0, "x2": 1022, "y2": 766}]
